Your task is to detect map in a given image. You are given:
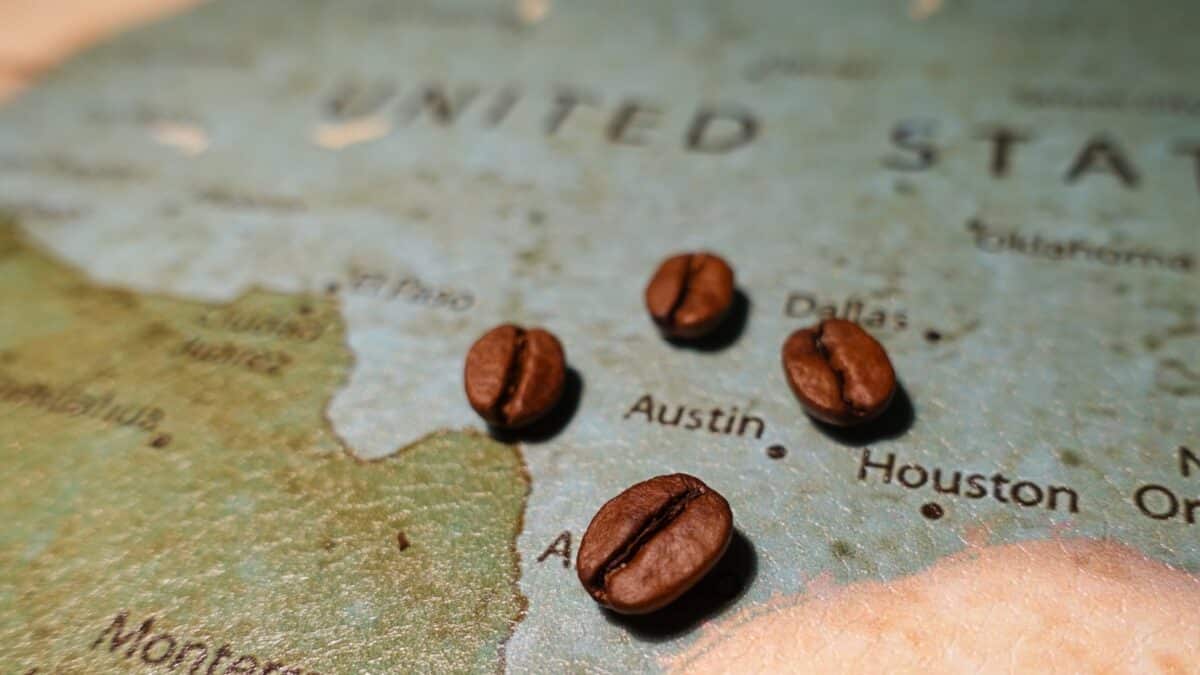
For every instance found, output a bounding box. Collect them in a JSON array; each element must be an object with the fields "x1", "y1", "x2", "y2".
[{"x1": 1, "y1": 1, "x2": 1198, "y2": 672}]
